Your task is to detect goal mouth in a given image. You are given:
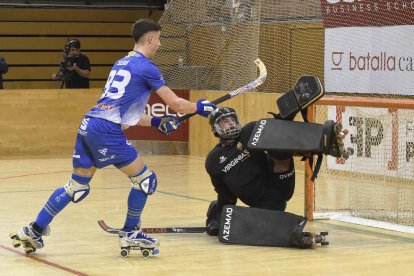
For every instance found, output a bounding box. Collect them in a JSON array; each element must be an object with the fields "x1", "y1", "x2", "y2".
[
  {"x1": 313, "y1": 212, "x2": 414, "y2": 234},
  {"x1": 306, "y1": 96, "x2": 414, "y2": 233}
]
